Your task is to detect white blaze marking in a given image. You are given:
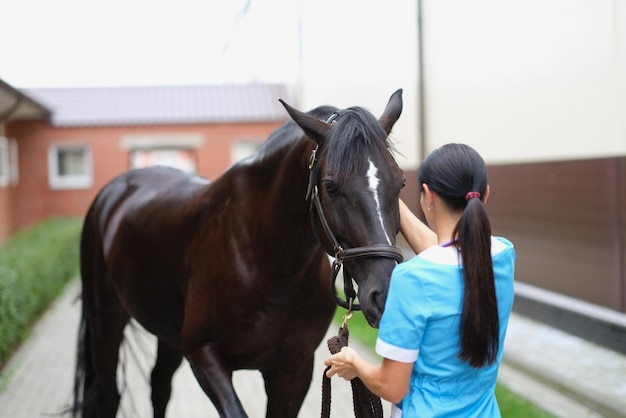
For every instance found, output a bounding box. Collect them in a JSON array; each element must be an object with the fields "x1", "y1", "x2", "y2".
[{"x1": 366, "y1": 158, "x2": 392, "y2": 244}]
